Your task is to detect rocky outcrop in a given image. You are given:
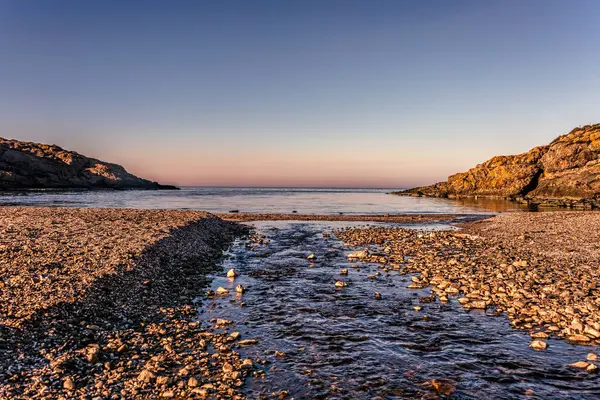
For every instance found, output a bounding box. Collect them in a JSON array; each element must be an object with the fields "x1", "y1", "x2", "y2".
[
  {"x1": 0, "y1": 137, "x2": 178, "y2": 190},
  {"x1": 398, "y1": 124, "x2": 600, "y2": 208}
]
